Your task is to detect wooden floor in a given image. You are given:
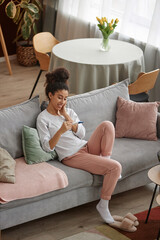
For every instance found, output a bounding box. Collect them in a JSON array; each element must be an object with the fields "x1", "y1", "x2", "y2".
[
  {"x1": 0, "y1": 59, "x2": 159, "y2": 240},
  {"x1": 0, "y1": 59, "x2": 47, "y2": 109}
]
